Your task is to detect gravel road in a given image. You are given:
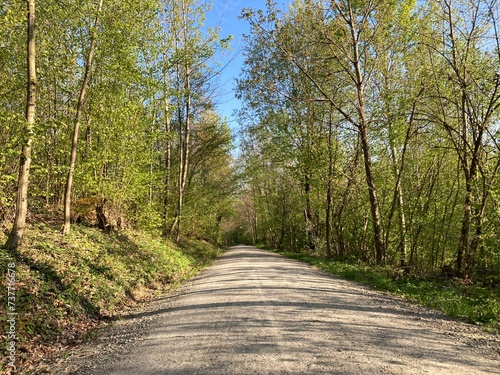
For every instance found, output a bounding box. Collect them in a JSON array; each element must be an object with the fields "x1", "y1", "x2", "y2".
[{"x1": 52, "y1": 245, "x2": 500, "y2": 374}]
